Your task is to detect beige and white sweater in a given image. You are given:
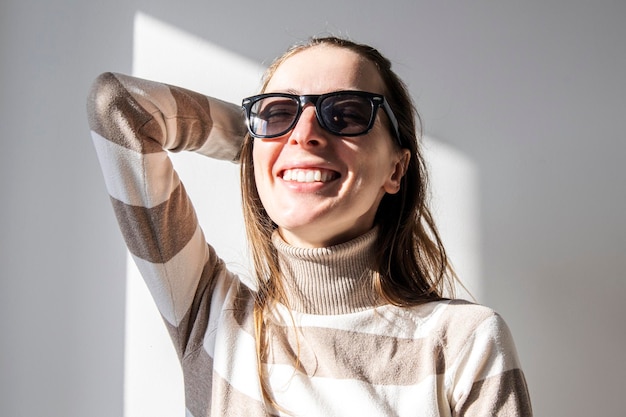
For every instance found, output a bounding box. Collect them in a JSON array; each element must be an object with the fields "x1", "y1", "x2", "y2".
[{"x1": 87, "y1": 72, "x2": 532, "y2": 417}]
